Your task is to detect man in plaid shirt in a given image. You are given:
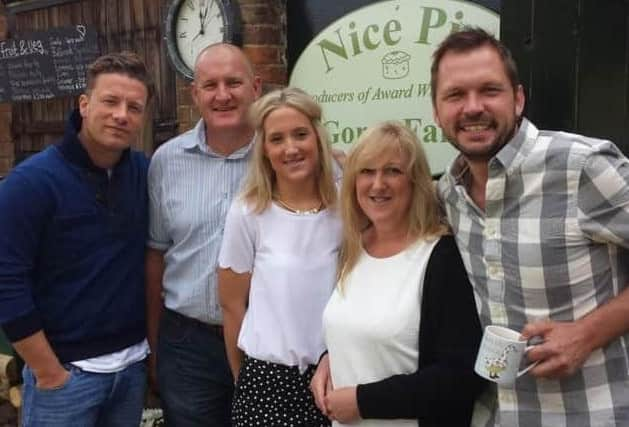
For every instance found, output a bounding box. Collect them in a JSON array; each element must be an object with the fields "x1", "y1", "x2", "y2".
[{"x1": 435, "y1": 28, "x2": 629, "y2": 426}]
